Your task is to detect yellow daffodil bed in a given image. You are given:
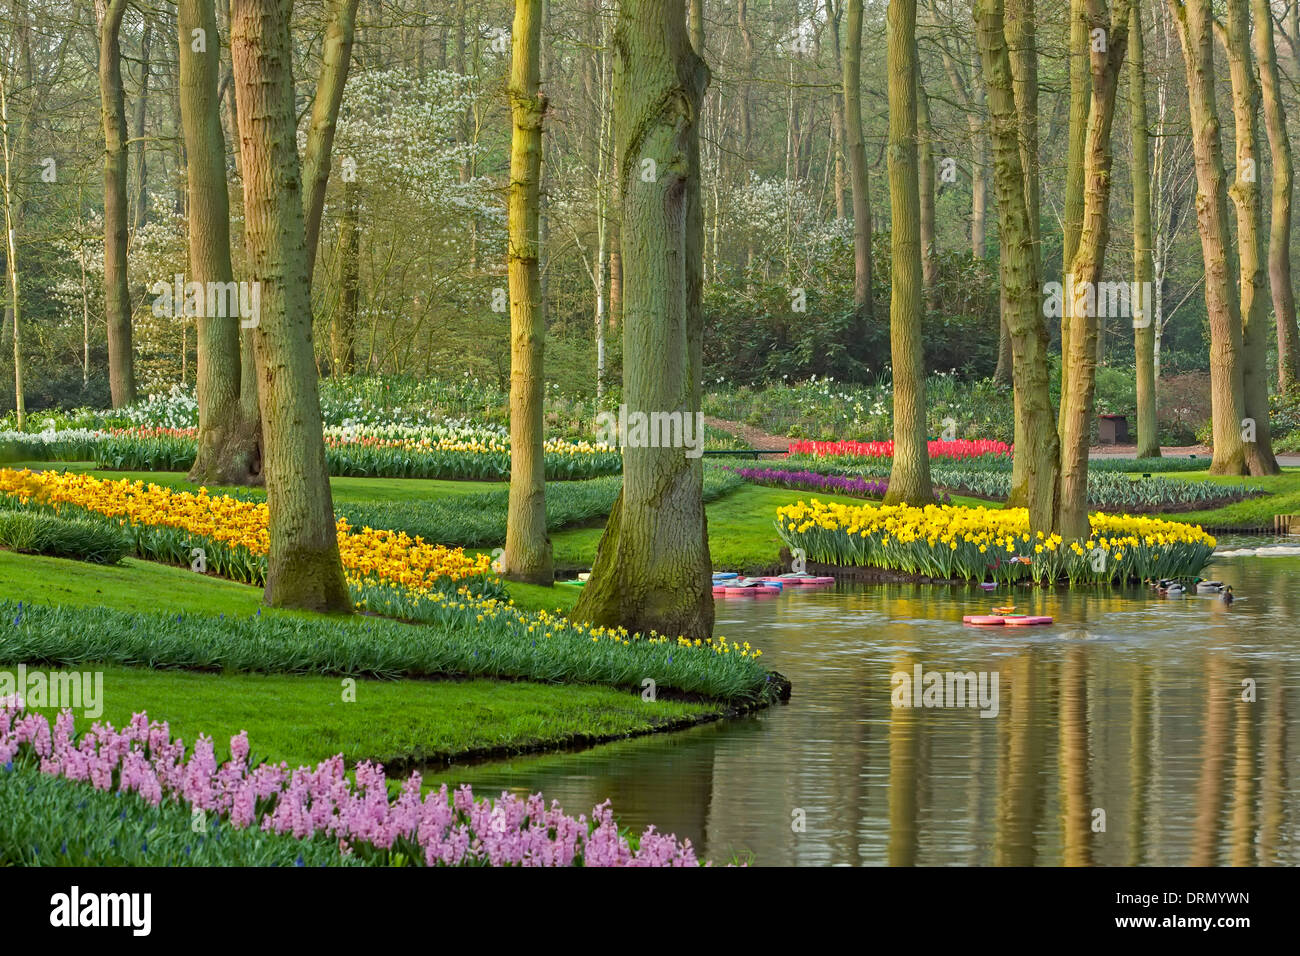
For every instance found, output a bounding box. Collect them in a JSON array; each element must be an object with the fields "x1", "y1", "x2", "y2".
[
  {"x1": 776, "y1": 499, "x2": 1216, "y2": 585},
  {"x1": 0, "y1": 468, "x2": 490, "y2": 596},
  {"x1": 0, "y1": 468, "x2": 768, "y2": 692}
]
